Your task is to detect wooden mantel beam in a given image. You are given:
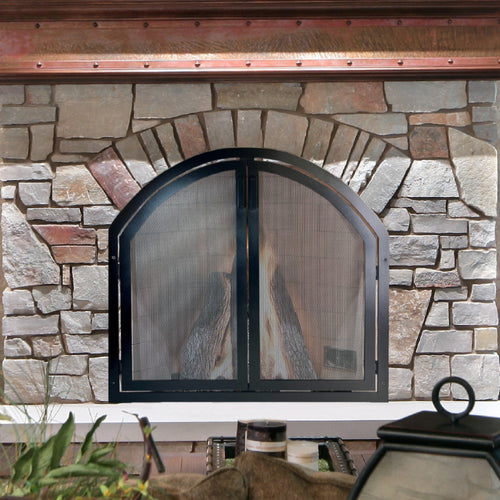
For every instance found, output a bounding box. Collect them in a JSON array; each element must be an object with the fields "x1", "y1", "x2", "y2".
[
  {"x1": 1, "y1": 1, "x2": 499, "y2": 81},
  {"x1": 1, "y1": 1, "x2": 500, "y2": 21}
]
